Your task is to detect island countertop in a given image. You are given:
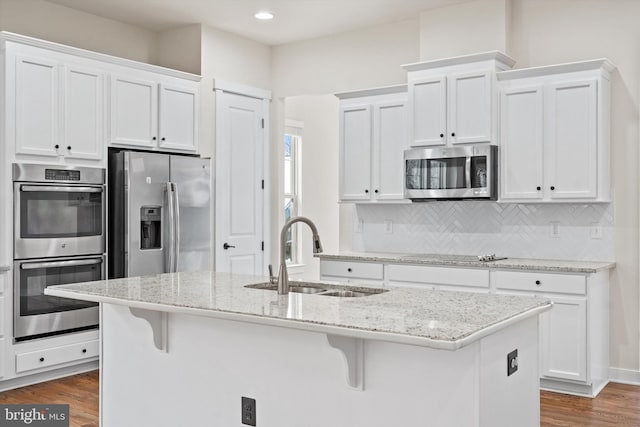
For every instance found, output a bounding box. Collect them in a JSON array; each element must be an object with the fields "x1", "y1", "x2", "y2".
[{"x1": 45, "y1": 271, "x2": 551, "y2": 351}]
